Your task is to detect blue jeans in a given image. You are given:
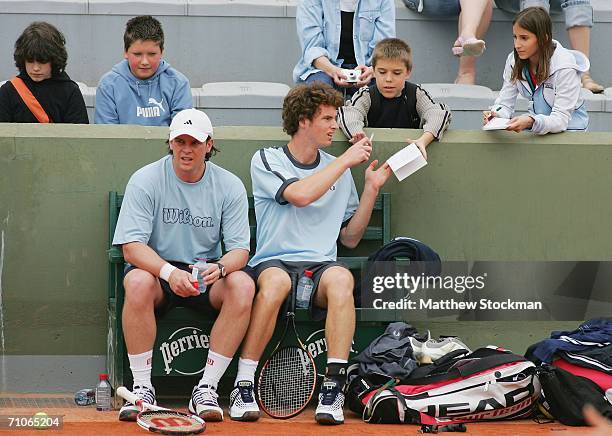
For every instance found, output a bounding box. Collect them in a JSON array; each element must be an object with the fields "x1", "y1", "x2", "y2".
[
  {"x1": 301, "y1": 64, "x2": 368, "y2": 99},
  {"x1": 494, "y1": 0, "x2": 593, "y2": 28},
  {"x1": 304, "y1": 71, "x2": 335, "y2": 87},
  {"x1": 402, "y1": 0, "x2": 461, "y2": 16}
]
